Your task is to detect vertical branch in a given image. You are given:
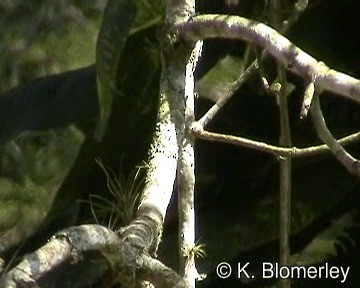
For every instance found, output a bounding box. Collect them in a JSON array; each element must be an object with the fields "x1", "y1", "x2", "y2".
[
  {"x1": 162, "y1": 1, "x2": 203, "y2": 286},
  {"x1": 278, "y1": 58, "x2": 292, "y2": 288},
  {"x1": 120, "y1": 0, "x2": 197, "y2": 257},
  {"x1": 270, "y1": 1, "x2": 292, "y2": 288},
  {"x1": 178, "y1": 41, "x2": 203, "y2": 286},
  {"x1": 278, "y1": 134, "x2": 292, "y2": 288}
]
